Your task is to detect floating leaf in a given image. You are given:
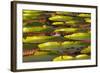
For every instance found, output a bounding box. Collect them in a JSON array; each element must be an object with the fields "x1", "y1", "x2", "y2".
[
  {"x1": 34, "y1": 51, "x2": 49, "y2": 56},
  {"x1": 75, "y1": 54, "x2": 90, "y2": 60},
  {"x1": 77, "y1": 13, "x2": 91, "y2": 18},
  {"x1": 53, "y1": 55, "x2": 74, "y2": 61},
  {"x1": 23, "y1": 22, "x2": 48, "y2": 27},
  {"x1": 23, "y1": 26, "x2": 54, "y2": 33},
  {"x1": 54, "y1": 28, "x2": 78, "y2": 33},
  {"x1": 80, "y1": 46, "x2": 91, "y2": 54},
  {"x1": 56, "y1": 12, "x2": 78, "y2": 16},
  {"x1": 62, "y1": 41, "x2": 89, "y2": 49},
  {"x1": 23, "y1": 36, "x2": 52, "y2": 43},
  {"x1": 52, "y1": 22, "x2": 64, "y2": 25},
  {"x1": 64, "y1": 32, "x2": 91, "y2": 40},
  {"x1": 23, "y1": 10, "x2": 43, "y2": 14},
  {"x1": 84, "y1": 18, "x2": 91, "y2": 23},
  {"x1": 49, "y1": 15, "x2": 73, "y2": 21},
  {"x1": 38, "y1": 42, "x2": 61, "y2": 51}
]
